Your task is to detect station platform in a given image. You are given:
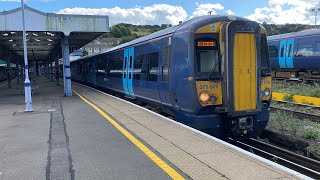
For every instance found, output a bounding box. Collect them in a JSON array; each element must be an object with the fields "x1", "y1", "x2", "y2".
[{"x1": 0, "y1": 77, "x2": 310, "y2": 180}]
